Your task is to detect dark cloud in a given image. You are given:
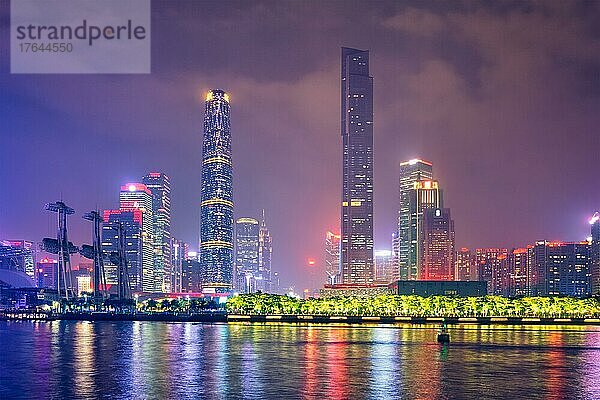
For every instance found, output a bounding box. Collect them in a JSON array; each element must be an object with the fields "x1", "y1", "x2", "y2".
[{"x1": 1, "y1": 0, "x2": 598, "y2": 291}]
